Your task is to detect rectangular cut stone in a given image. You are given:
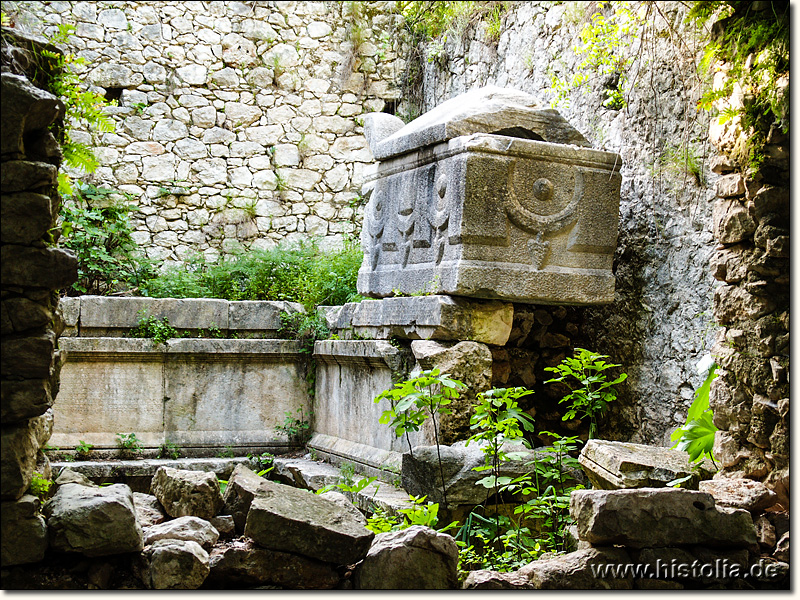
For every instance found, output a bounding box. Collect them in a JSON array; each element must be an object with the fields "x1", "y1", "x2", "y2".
[
  {"x1": 51, "y1": 338, "x2": 311, "y2": 453},
  {"x1": 163, "y1": 339, "x2": 310, "y2": 448},
  {"x1": 570, "y1": 488, "x2": 757, "y2": 549},
  {"x1": 78, "y1": 296, "x2": 229, "y2": 335},
  {"x1": 357, "y1": 134, "x2": 621, "y2": 304},
  {"x1": 228, "y1": 301, "x2": 304, "y2": 337},
  {"x1": 51, "y1": 338, "x2": 165, "y2": 449},
  {"x1": 311, "y1": 340, "x2": 433, "y2": 472},
  {"x1": 329, "y1": 295, "x2": 513, "y2": 345},
  {"x1": 578, "y1": 439, "x2": 713, "y2": 490}
]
